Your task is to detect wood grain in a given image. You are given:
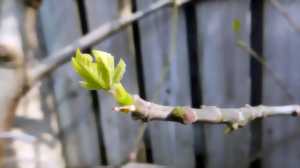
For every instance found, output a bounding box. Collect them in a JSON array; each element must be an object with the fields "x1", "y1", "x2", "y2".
[
  {"x1": 196, "y1": 0, "x2": 251, "y2": 167},
  {"x1": 136, "y1": 0, "x2": 195, "y2": 167},
  {"x1": 39, "y1": 0, "x2": 100, "y2": 166},
  {"x1": 85, "y1": 0, "x2": 140, "y2": 165},
  {"x1": 262, "y1": 1, "x2": 300, "y2": 167}
]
